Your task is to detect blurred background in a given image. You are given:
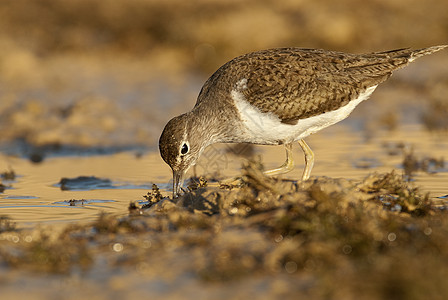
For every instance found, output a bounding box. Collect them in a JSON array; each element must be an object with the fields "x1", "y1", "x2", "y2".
[{"x1": 0, "y1": 0, "x2": 447, "y2": 157}]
